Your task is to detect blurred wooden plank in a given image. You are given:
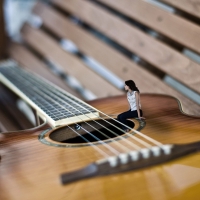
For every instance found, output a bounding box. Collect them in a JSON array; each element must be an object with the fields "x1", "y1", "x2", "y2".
[
  {"x1": 21, "y1": 24, "x2": 123, "y2": 98},
  {"x1": 0, "y1": 108, "x2": 19, "y2": 132},
  {"x1": 158, "y1": 0, "x2": 200, "y2": 19},
  {"x1": 32, "y1": 2, "x2": 200, "y2": 116},
  {"x1": 0, "y1": 0, "x2": 6, "y2": 59},
  {"x1": 0, "y1": 85, "x2": 34, "y2": 131},
  {"x1": 34, "y1": 3, "x2": 144, "y2": 86},
  {"x1": 97, "y1": 0, "x2": 200, "y2": 54},
  {"x1": 52, "y1": 0, "x2": 200, "y2": 94},
  {"x1": 8, "y1": 42, "x2": 83, "y2": 99}
]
